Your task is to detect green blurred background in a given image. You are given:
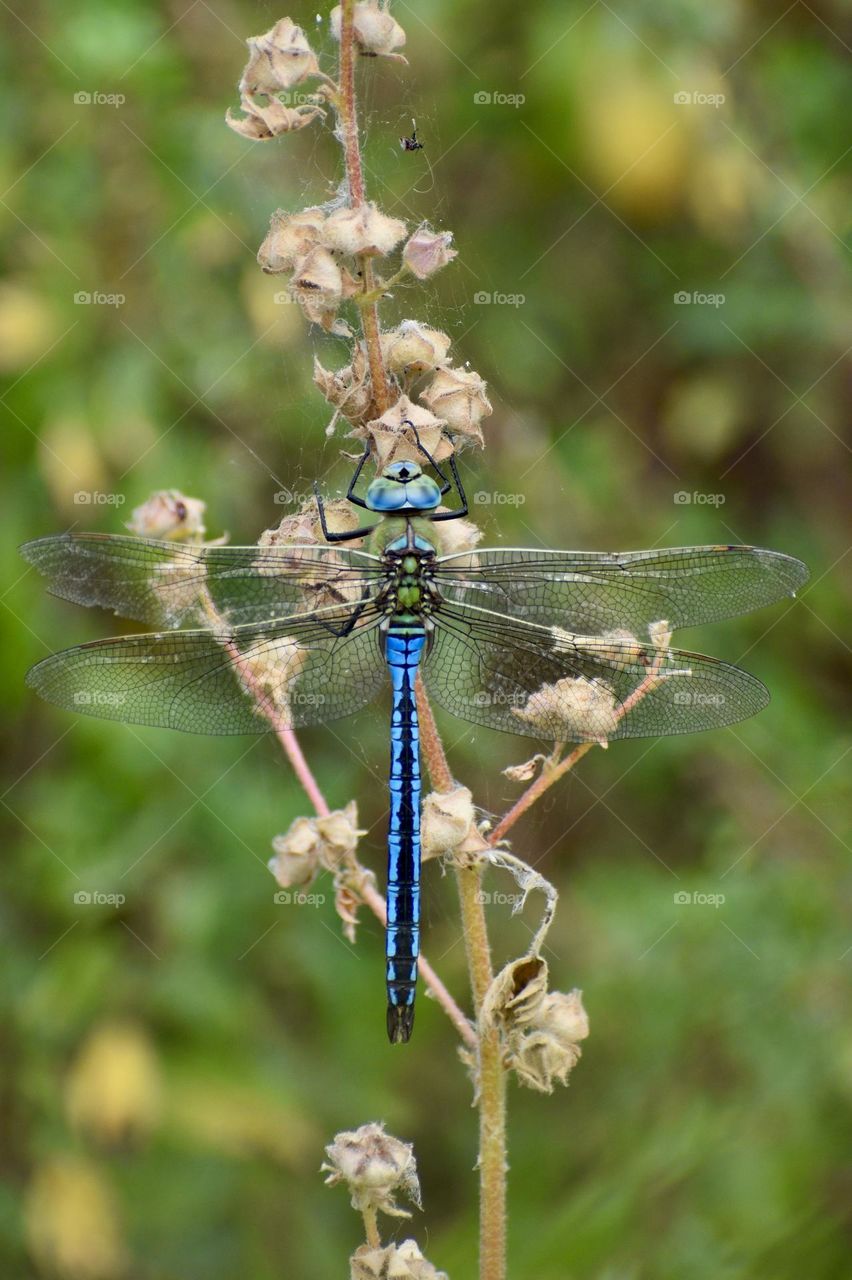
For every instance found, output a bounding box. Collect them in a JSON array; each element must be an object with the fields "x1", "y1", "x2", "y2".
[{"x1": 2, "y1": 0, "x2": 851, "y2": 1276}]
